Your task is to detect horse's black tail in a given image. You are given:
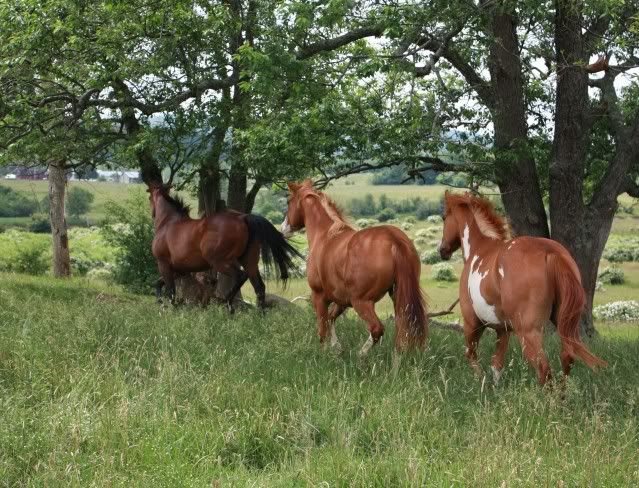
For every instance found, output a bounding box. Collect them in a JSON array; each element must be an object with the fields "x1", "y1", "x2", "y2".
[{"x1": 245, "y1": 214, "x2": 303, "y2": 284}]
